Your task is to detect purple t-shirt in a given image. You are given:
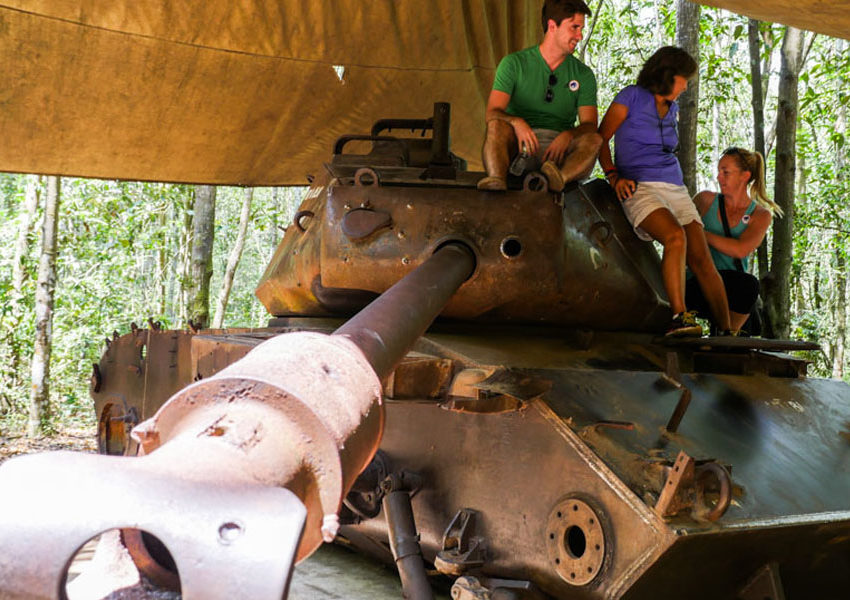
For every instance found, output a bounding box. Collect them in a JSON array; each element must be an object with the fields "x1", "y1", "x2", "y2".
[{"x1": 612, "y1": 85, "x2": 684, "y2": 185}]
